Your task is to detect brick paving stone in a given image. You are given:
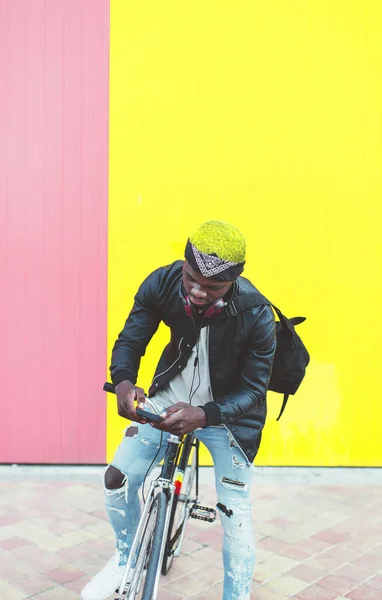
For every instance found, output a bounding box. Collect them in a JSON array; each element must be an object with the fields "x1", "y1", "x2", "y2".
[
  {"x1": 58, "y1": 543, "x2": 107, "y2": 565},
  {"x1": 302, "y1": 552, "x2": 348, "y2": 572},
  {"x1": 253, "y1": 563, "x2": 281, "y2": 584},
  {"x1": 187, "y1": 527, "x2": 222, "y2": 547},
  {"x1": 156, "y1": 587, "x2": 185, "y2": 599},
  {"x1": 296, "y1": 537, "x2": 332, "y2": 553},
  {"x1": 60, "y1": 529, "x2": 98, "y2": 545},
  {"x1": 366, "y1": 574, "x2": 382, "y2": 590},
  {"x1": 277, "y1": 544, "x2": 312, "y2": 561},
  {"x1": 0, "y1": 537, "x2": 31, "y2": 551},
  {"x1": 0, "y1": 514, "x2": 24, "y2": 526},
  {"x1": 90, "y1": 509, "x2": 108, "y2": 520},
  {"x1": 257, "y1": 523, "x2": 308, "y2": 544},
  {"x1": 191, "y1": 546, "x2": 222, "y2": 566},
  {"x1": 0, "y1": 524, "x2": 19, "y2": 541},
  {"x1": 266, "y1": 574, "x2": 309, "y2": 596},
  {"x1": 189, "y1": 566, "x2": 224, "y2": 585},
  {"x1": 63, "y1": 575, "x2": 93, "y2": 593},
  {"x1": 0, "y1": 580, "x2": 28, "y2": 600},
  {"x1": 43, "y1": 567, "x2": 86, "y2": 584},
  {"x1": 169, "y1": 552, "x2": 207, "y2": 574},
  {"x1": 16, "y1": 575, "x2": 56, "y2": 596},
  {"x1": 28, "y1": 516, "x2": 56, "y2": 529},
  {"x1": 294, "y1": 519, "x2": 336, "y2": 537},
  {"x1": 369, "y1": 544, "x2": 382, "y2": 558},
  {"x1": 43, "y1": 520, "x2": 80, "y2": 535},
  {"x1": 257, "y1": 537, "x2": 289, "y2": 553},
  {"x1": 166, "y1": 574, "x2": 213, "y2": 596},
  {"x1": 17, "y1": 551, "x2": 63, "y2": 573},
  {"x1": 320, "y1": 545, "x2": 358, "y2": 563},
  {"x1": 178, "y1": 537, "x2": 203, "y2": 554},
  {"x1": 332, "y1": 562, "x2": 371, "y2": 583},
  {"x1": 315, "y1": 574, "x2": 357, "y2": 595},
  {"x1": 205, "y1": 535, "x2": 224, "y2": 552},
  {"x1": 313, "y1": 529, "x2": 350, "y2": 545},
  {"x1": 287, "y1": 563, "x2": 324, "y2": 583},
  {"x1": 185, "y1": 590, "x2": 222, "y2": 600},
  {"x1": 161, "y1": 564, "x2": 189, "y2": 584},
  {"x1": 8, "y1": 521, "x2": 72, "y2": 552},
  {"x1": 295, "y1": 585, "x2": 339, "y2": 599},
  {"x1": 351, "y1": 552, "x2": 382, "y2": 573},
  {"x1": 68, "y1": 555, "x2": 111, "y2": 576},
  {"x1": 84, "y1": 521, "x2": 112, "y2": 537},
  {"x1": 31, "y1": 588, "x2": 78, "y2": 599},
  {"x1": 11, "y1": 543, "x2": 50, "y2": 561},
  {"x1": 254, "y1": 589, "x2": 290, "y2": 600},
  {"x1": 346, "y1": 585, "x2": 382, "y2": 600},
  {"x1": 256, "y1": 548, "x2": 274, "y2": 562},
  {"x1": 259, "y1": 554, "x2": 299, "y2": 573},
  {"x1": 266, "y1": 517, "x2": 297, "y2": 528},
  {"x1": 319, "y1": 510, "x2": 350, "y2": 524},
  {"x1": 210, "y1": 581, "x2": 224, "y2": 594},
  {"x1": 0, "y1": 555, "x2": 38, "y2": 583}
]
